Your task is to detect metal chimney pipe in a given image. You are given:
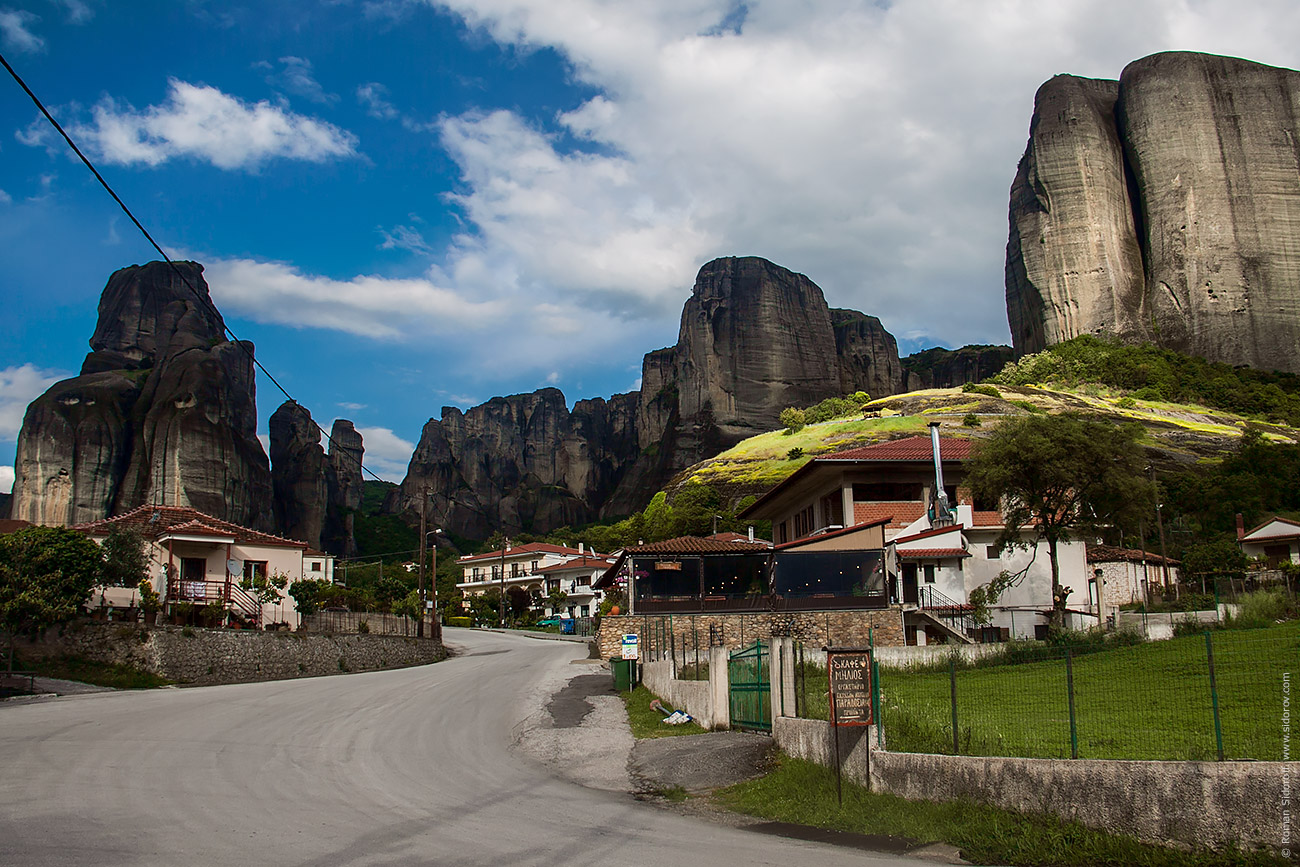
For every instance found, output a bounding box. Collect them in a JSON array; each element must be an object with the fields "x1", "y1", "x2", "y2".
[{"x1": 929, "y1": 421, "x2": 952, "y2": 525}]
